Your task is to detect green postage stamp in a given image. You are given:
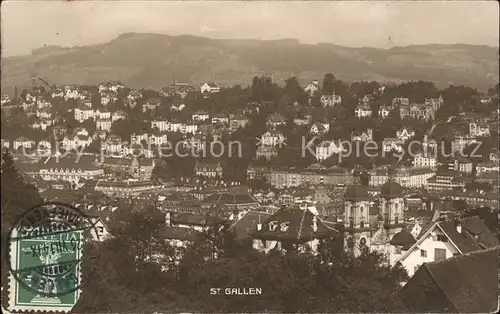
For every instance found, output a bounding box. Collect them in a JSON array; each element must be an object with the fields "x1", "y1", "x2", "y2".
[{"x1": 6, "y1": 202, "x2": 99, "y2": 313}]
